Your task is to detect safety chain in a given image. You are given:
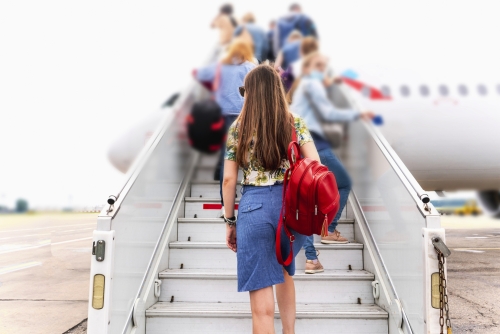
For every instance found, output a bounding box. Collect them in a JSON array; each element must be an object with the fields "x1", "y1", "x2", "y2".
[{"x1": 436, "y1": 249, "x2": 452, "y2": 334}]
